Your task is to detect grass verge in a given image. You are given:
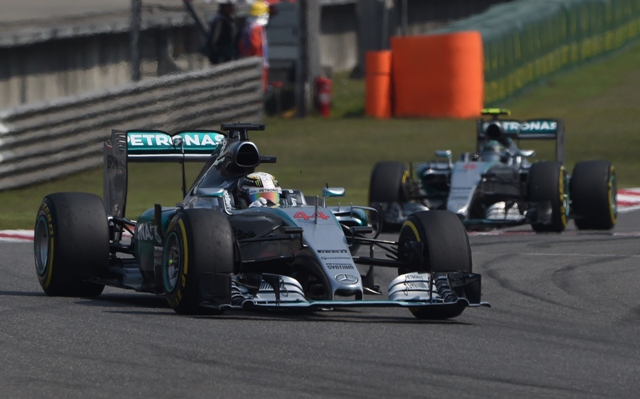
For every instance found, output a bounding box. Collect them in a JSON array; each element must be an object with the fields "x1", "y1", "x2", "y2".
[{"x1": 3, "y1": 41, "x2": 640, "y2": 229}]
